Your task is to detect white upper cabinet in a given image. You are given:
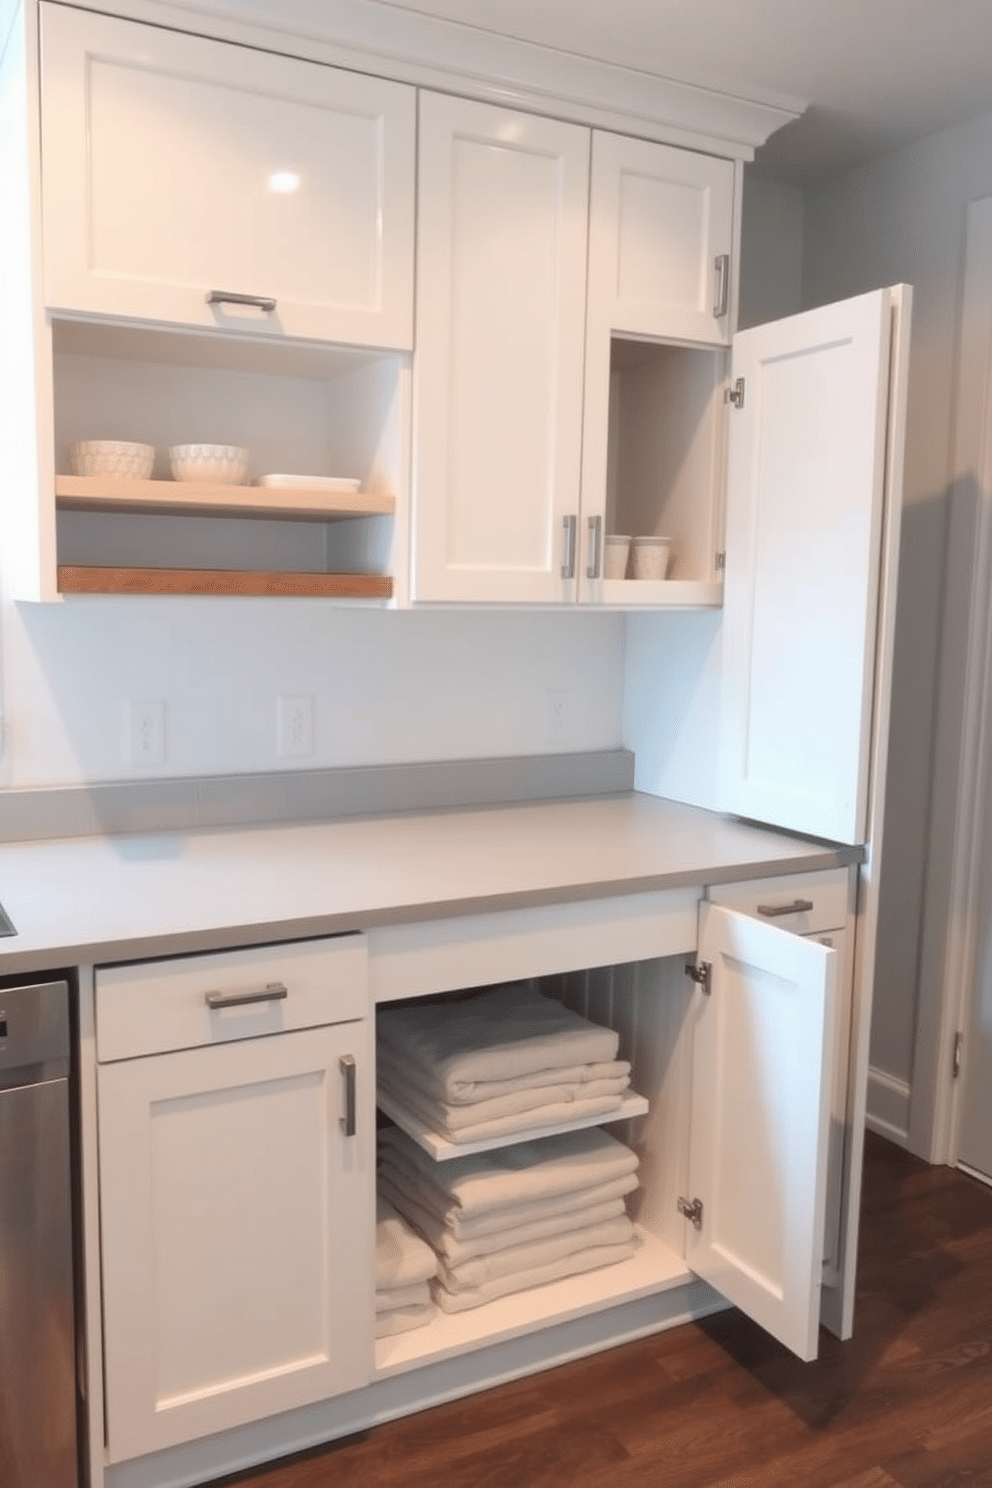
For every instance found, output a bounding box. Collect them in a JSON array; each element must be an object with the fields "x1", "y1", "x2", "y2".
[
  {"x1": 412, "y1": 92, "x2": 590, "y2": 603},
  {"x1": 688, "y1": 901, "x2": 836, "y2": 1362},
  {"x1": 39, "y1": 5, "x2": 416, "y2": 349},
  {"x1": 719, "y1": 288, "x2": 901, "y2": 844},
  {"x1": 587, "y1": 133, "x2": 735, "y2": 348}
]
